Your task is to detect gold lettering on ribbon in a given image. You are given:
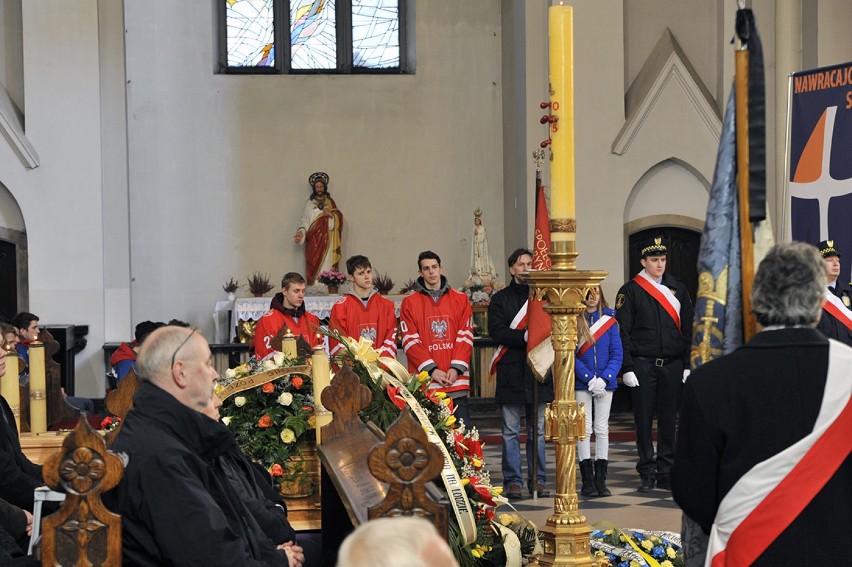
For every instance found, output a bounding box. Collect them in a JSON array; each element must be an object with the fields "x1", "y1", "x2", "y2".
[{"x1": 218, "y1": 366, "x2": 312, "y2": 402}]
